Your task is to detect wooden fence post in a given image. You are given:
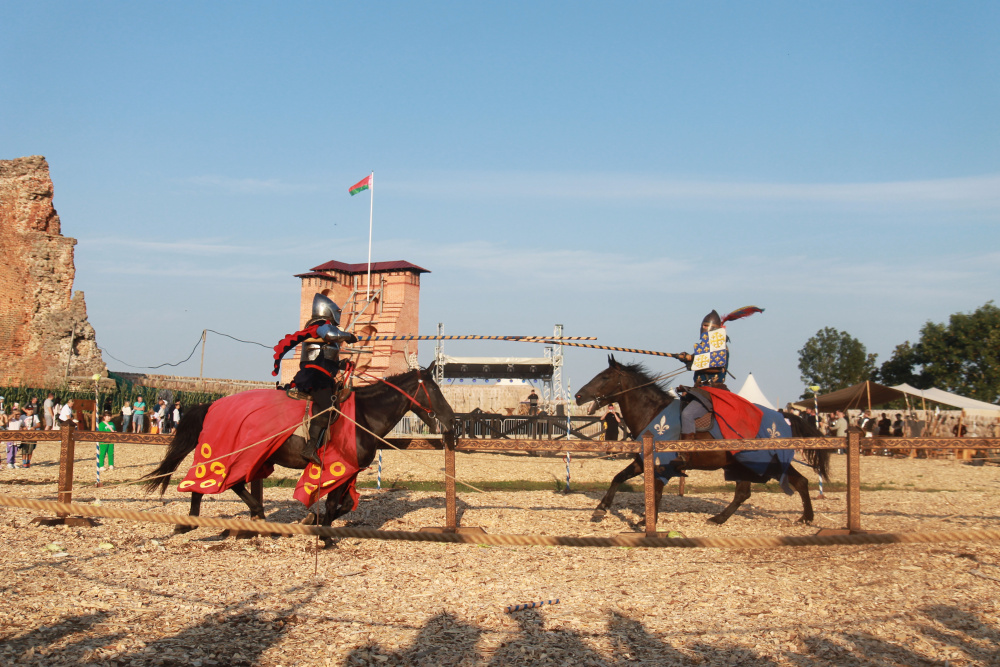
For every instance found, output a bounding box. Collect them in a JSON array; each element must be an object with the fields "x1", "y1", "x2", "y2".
[
  {"x1": 846, "y1": 428, "x2": 862, "y2": 532},
  {"x1": 57, "y1": 423, "x2": 76, "y2": 513},
  {"x1": 644, "y1": 434, "x2": 657, "y2": 536},
  {"x1": 445, "y1": 437, "x2": 457, "y2": 530}
]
